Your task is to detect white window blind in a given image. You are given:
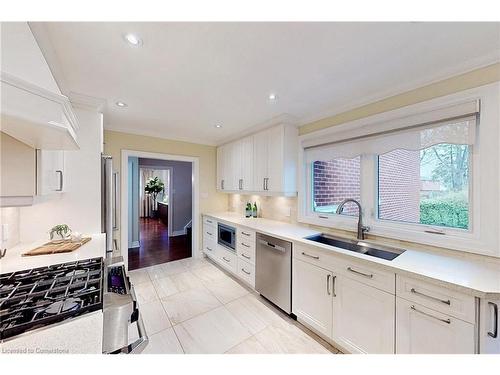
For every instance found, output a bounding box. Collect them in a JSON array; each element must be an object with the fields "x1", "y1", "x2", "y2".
[{"x1": 304, "y1": 100, "x2": 479, "y2": 163}]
